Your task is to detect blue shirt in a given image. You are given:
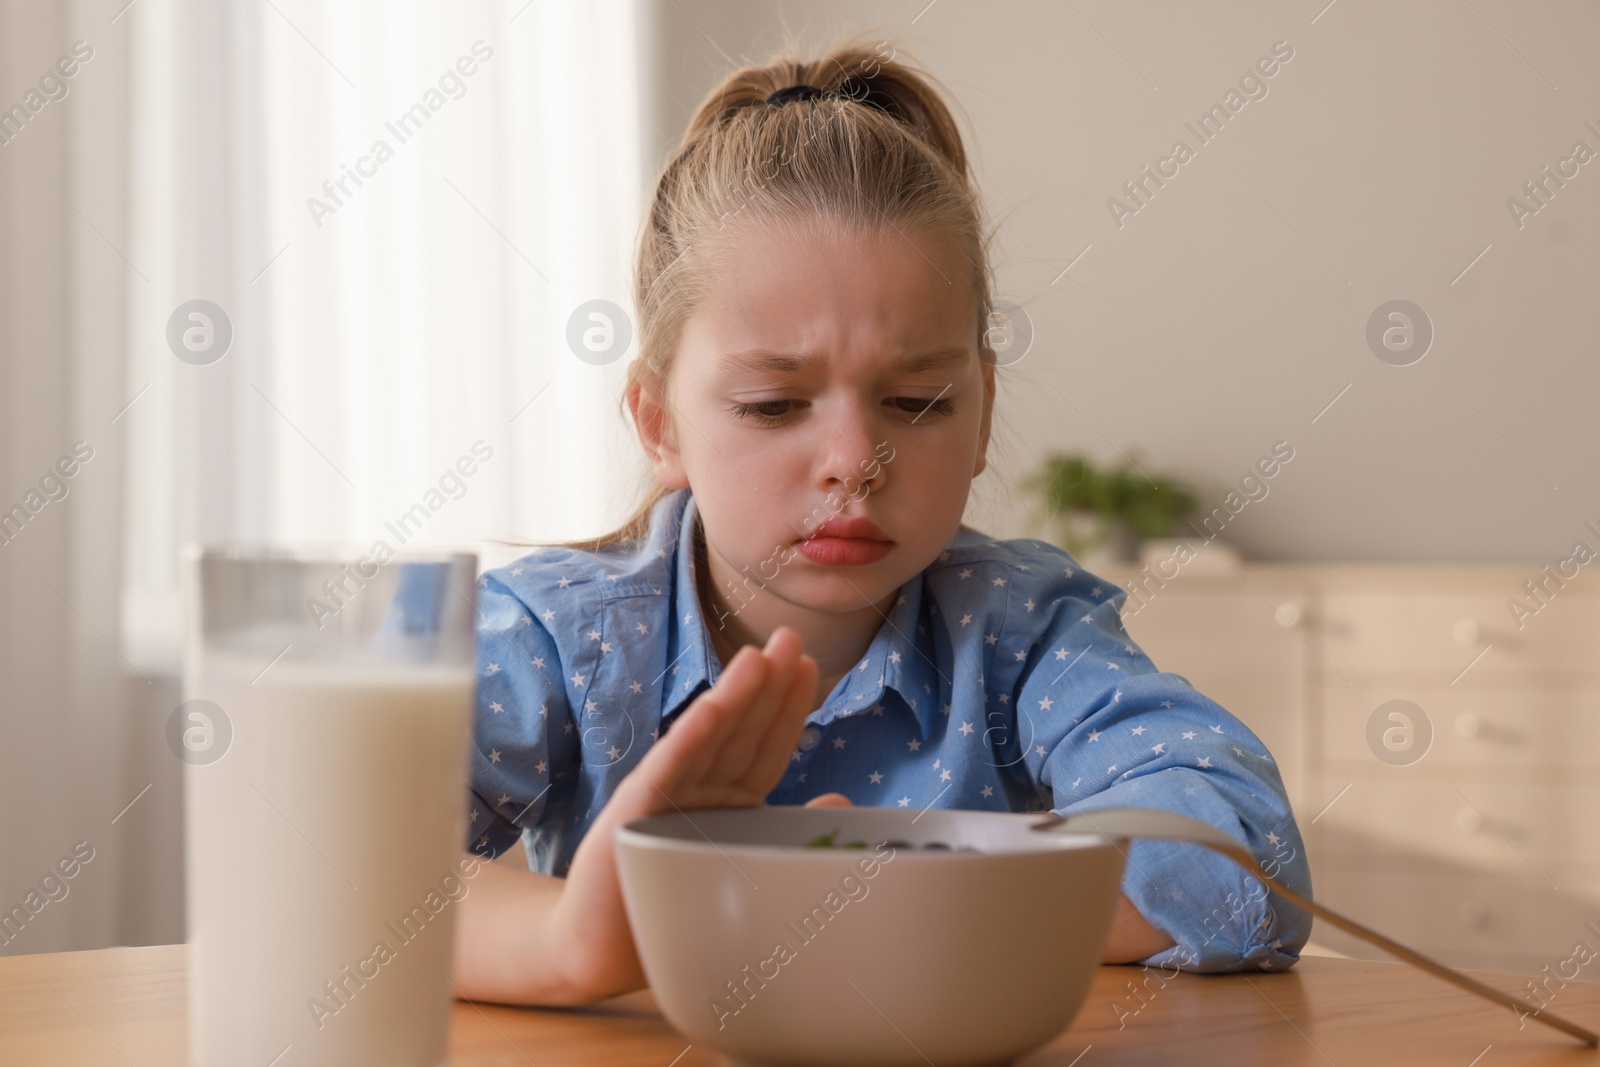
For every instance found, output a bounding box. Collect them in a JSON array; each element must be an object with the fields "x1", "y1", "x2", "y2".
[{"x1": 466, "y1": 486, "x2": 1312, "y2": 973}]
